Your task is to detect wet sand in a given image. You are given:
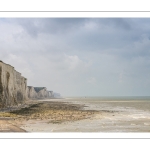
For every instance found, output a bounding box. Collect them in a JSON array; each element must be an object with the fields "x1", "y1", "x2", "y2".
[
  {"x1": 0, "y1": 119, "x2": 26, "y2": 132},
  {"x1": 0, "y1": 98, "x2": 150, "y2": 132}
]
